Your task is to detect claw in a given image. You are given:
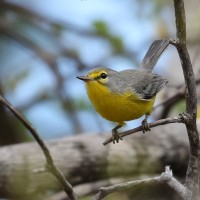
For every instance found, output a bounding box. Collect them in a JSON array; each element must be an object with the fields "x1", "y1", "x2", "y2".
[
  {"x1": 112, "y1": 130, "x2": 123, "y2": 144},
  {"x1": 111, "y1": 124, "x2": 124, "y2": 144},
  {"x1": 142, "y1": 115, "x2": 151, "y2": 133}
]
